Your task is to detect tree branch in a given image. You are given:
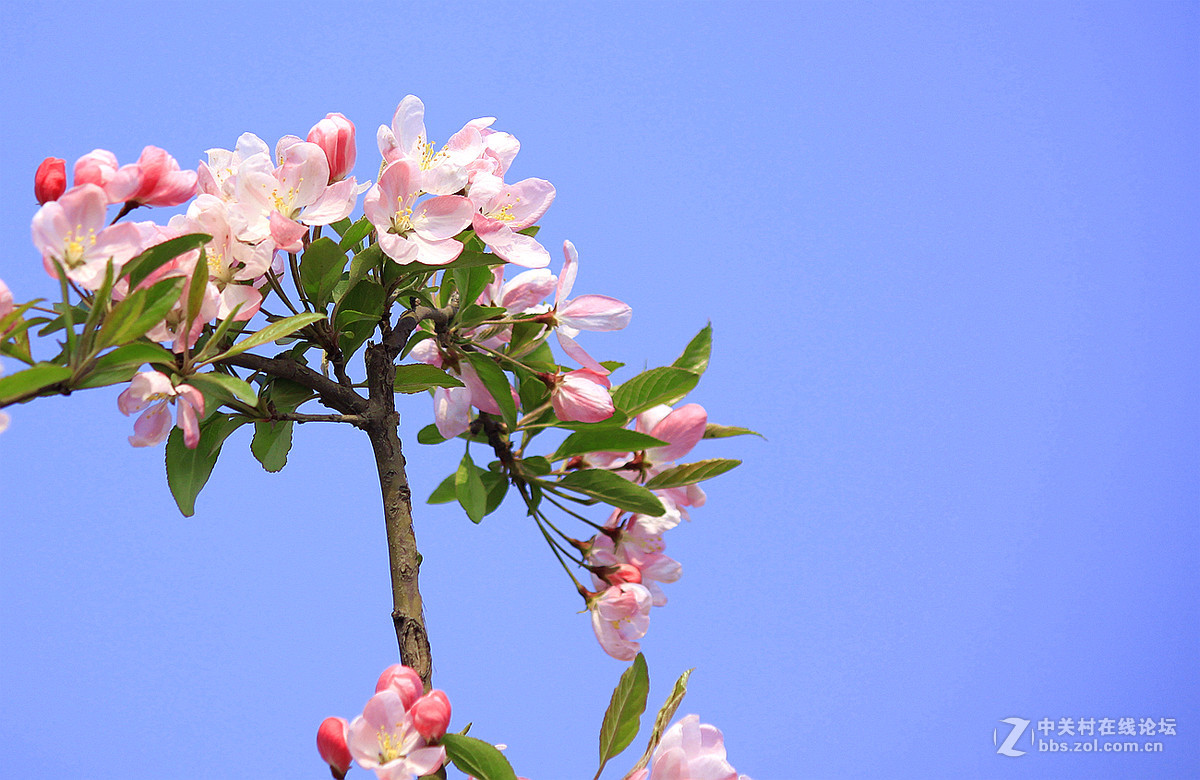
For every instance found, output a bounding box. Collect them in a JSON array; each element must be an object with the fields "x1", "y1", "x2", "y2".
[{"x1": 218, "y1": 353, "x2": 368, "y2": 415}]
